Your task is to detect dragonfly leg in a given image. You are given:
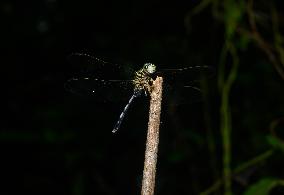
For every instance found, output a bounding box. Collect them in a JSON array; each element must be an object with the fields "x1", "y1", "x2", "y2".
[{"x1": 145, "y1": 77, "x2": 155, "y2": 95}]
